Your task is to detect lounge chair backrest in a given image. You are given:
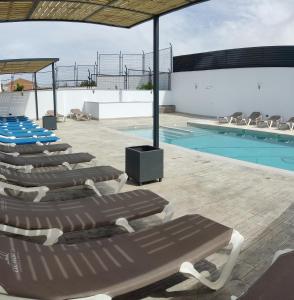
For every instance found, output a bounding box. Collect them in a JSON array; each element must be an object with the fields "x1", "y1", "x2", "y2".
[
  {"x1": 71, "y1": 108, "x2": 82, "y2": 114},
  {"x1": 231, "y1": 112, "x2": 242, "y2": 118},
  {"x1": 47, "y1": 110, "x2": 63, "y2": 118},
  {"x1": 269, "y1": 115, "x2": 281, "y2": 121},
  {"x1": 249, "y1": 112, "x2": 261, "y2": 119},
  {"x1": 46, "y1": 110, "x2": 54, "y2": 116}
]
